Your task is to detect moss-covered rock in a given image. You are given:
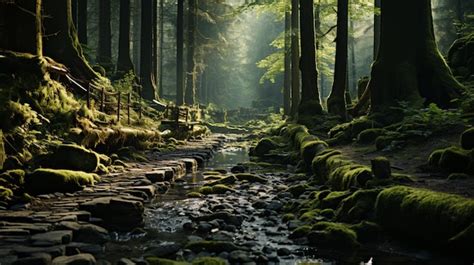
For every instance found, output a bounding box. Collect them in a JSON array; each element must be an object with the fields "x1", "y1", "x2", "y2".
[
  {"x1": 286, "y1": 183, "x2": 310, "y2": 198},
  {"x1": 185, "y1": 241, "x2": 239, "y2": 253},
  {"x1": 192, "y1": 257, "x2": 228, "y2": 265},
  {"x1": 428, "y1": 149, "x2": 444, "y2": 167},
  {"x1": 41, "y1": 144, "x2": 100, "y2": 173},
  {"x1": 187, "y1": 192, "x2": 203, "y2": 198},
  {"x1": 289, "y1": 225, "x2": 312, "y2": 239},
  {"x1": 311, "y1": 150, "x2": 343, "y2": 182},
  {"x1": 438, "y1": 147, "x2": 471, "y2": 173},
  {"x1": 350, "y1": 221, "x2": 382, "y2": 243},
  {"x1": 205, "y1": 175, "x2": 238, "y2": 186},
  {"x1": 198, "y1": 184, "x2": 235, "y2": 195},
  {"x1": 0, "y1": 186, "x2": 13, "y2": 202},
  {"x1": 371, "y1": 157, "x2": 391, "y2": 179},
  {"x1": 357, "y1": 128, "x2": 386, "y2": 144},
  {"x1": 319, "y1": 191, "x2": 353, "y2": 210},
  {"x1": 0, "y1": 169, "x2": 25, "y2": 187},
  {"x1": 461, "y1": 128, "x2": 474, "y2": 150},
  {"x1": 328, "y1": 165, "x2": 373, "y2": 190},
  {"x1": 336, "y1": 189, "x2": 381, "y2": 223},
  {"x1": 234, "y1": 173, "x2": 267, "y2": 183},
  {"x1": 282, "y1": 213, "x2": 295, "y2": 222},
  {"x1": 375, "y1": 186, "x2": 474, "y2": 248},
  {"x1": 254, "y1": 138, "x2": 279, "y2": 156},
  {"x1": 3, "y1": 156, "x2": 23, "y2": 170},
  {"x1": 26, "y1": 168, "x2": 98, "y2": 194},
  {"x1": 300, "y1": 140, "x2": 328, "y2": 167},
  {"x1": 308, "y1": 222, "x2": 360, "y2": 249}
]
